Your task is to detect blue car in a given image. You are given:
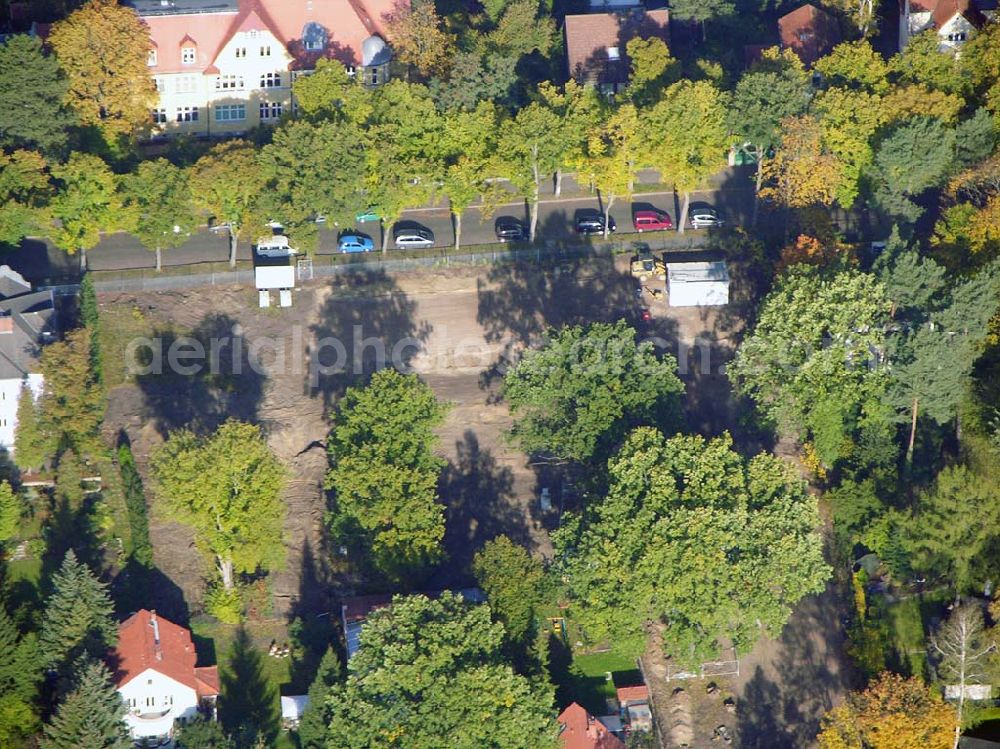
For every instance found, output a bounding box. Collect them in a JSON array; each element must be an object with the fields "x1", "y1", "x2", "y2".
[{"x1": 338, "y1": 232, "x2": 374, "y2": 254}]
